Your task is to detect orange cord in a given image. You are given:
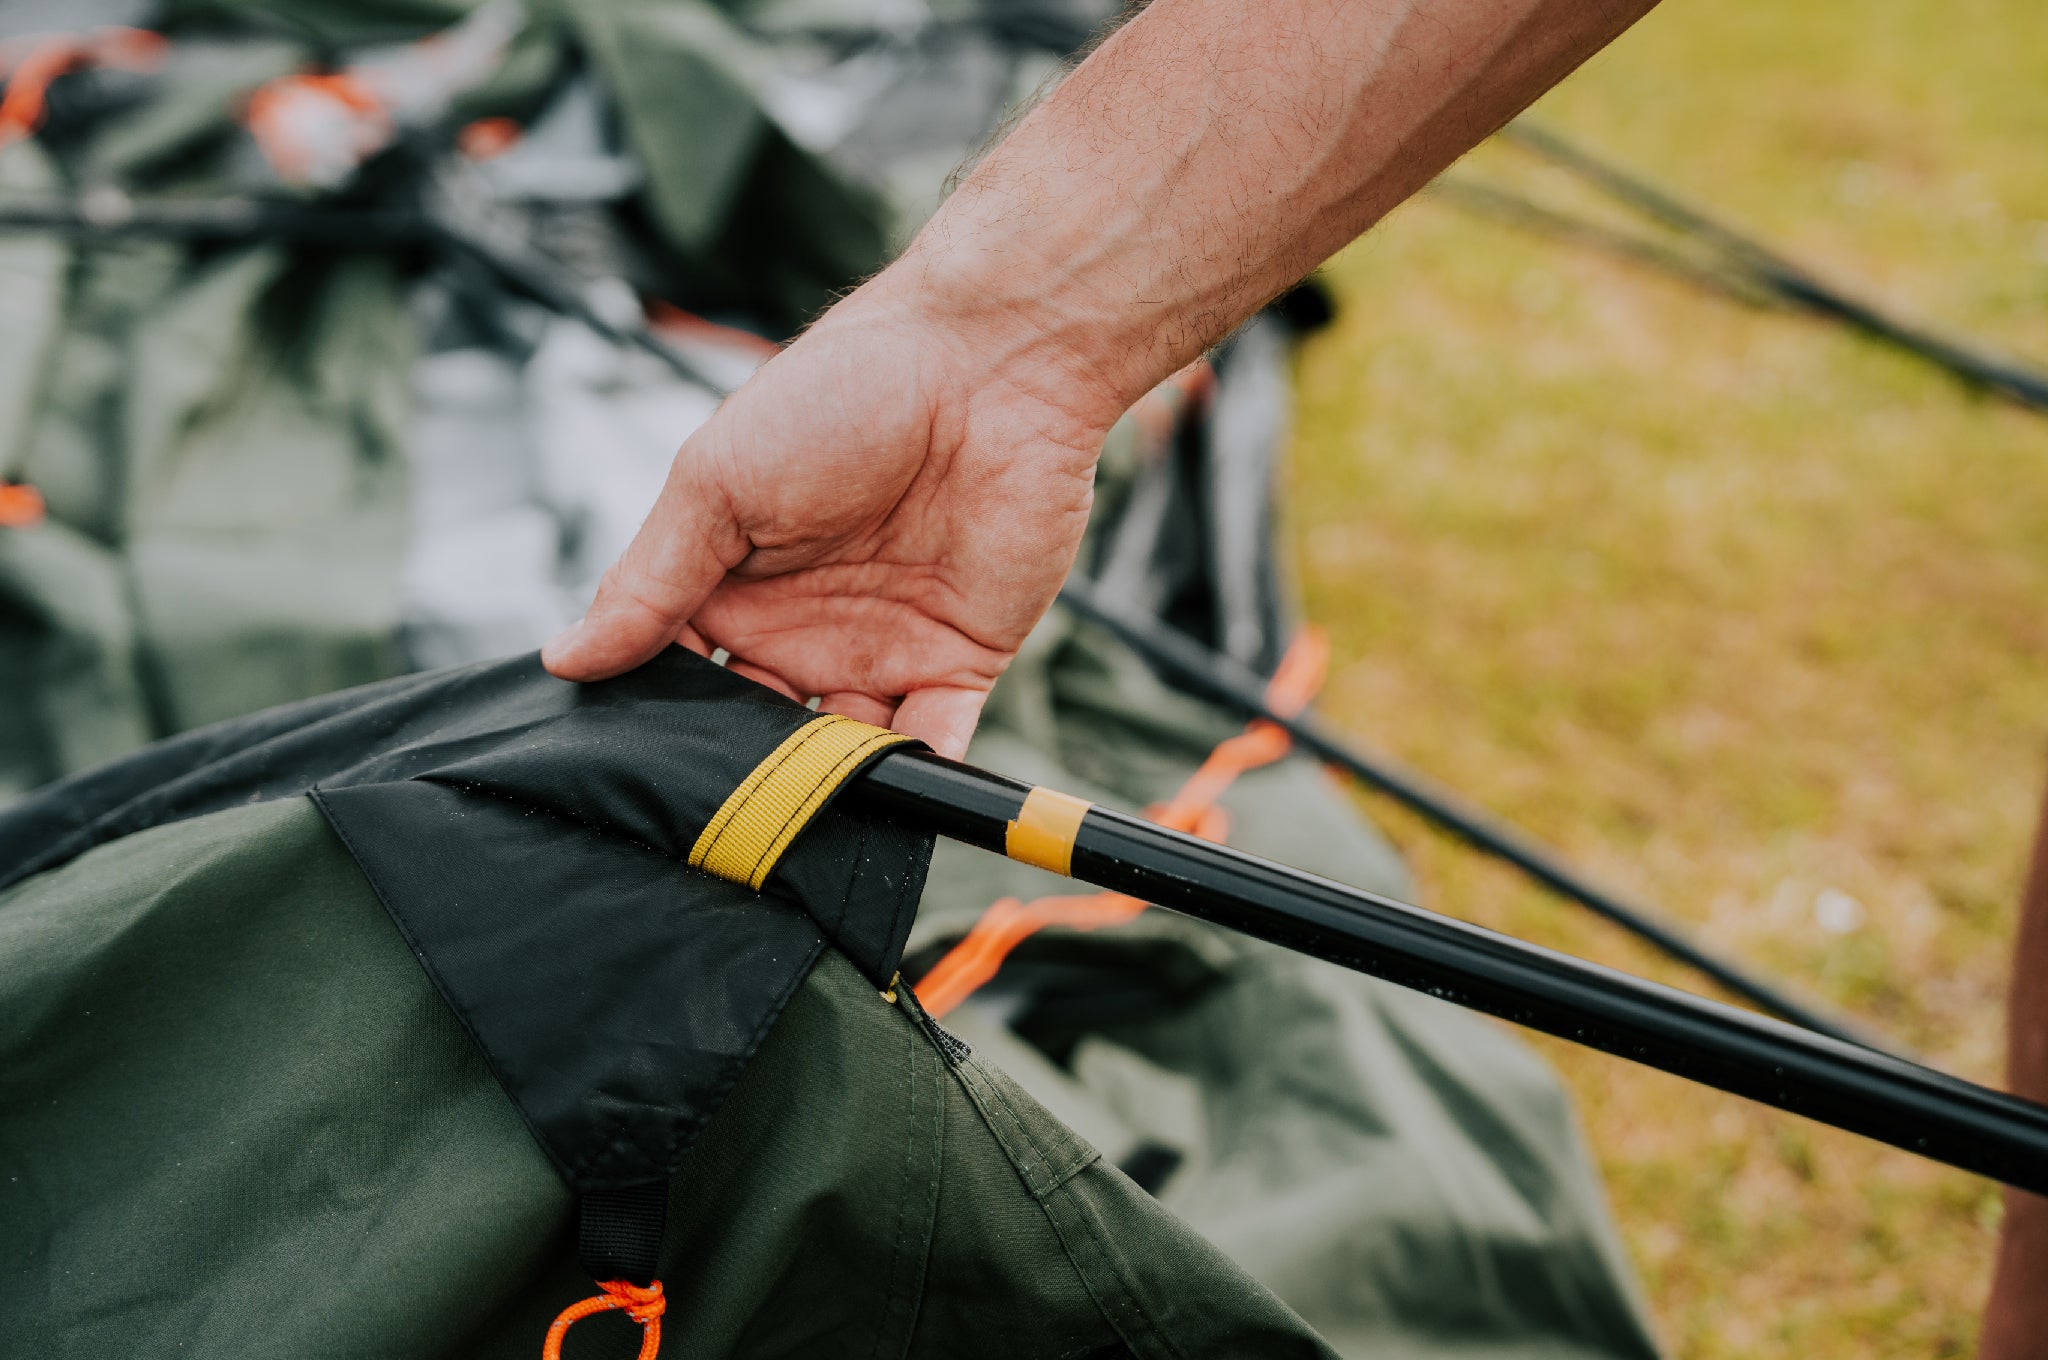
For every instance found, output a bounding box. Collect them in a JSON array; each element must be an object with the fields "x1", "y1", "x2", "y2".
[
  {"x1": 243, "y1": 70, "x2": 391, "y2": 183},
  {"x1": 646, "y1": 299, "x2": 785, "y2": 363},
  {"x1": 457, "y1": 115, "x2": 522, "y2": 160},
  {"x1": 0, "y1": 483, "x2": 45, "y2": 529},
  {"x1": 0, "y1": 27, "x2": 166, "y2": 148},
  {"x1": 915, "y1": 625, "x2": 1330, "y2": 1018},
  {"x1": 542, "y1": 1279, "x2": 664, "y2": 1360}
]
